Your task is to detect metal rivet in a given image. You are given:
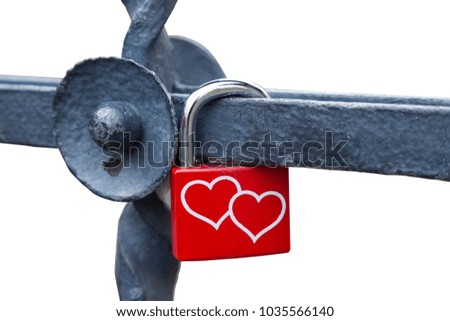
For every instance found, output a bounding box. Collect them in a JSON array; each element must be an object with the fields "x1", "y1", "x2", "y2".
[{"x1": 89, "y1": 101, "x2": 142, "y2": 150}]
